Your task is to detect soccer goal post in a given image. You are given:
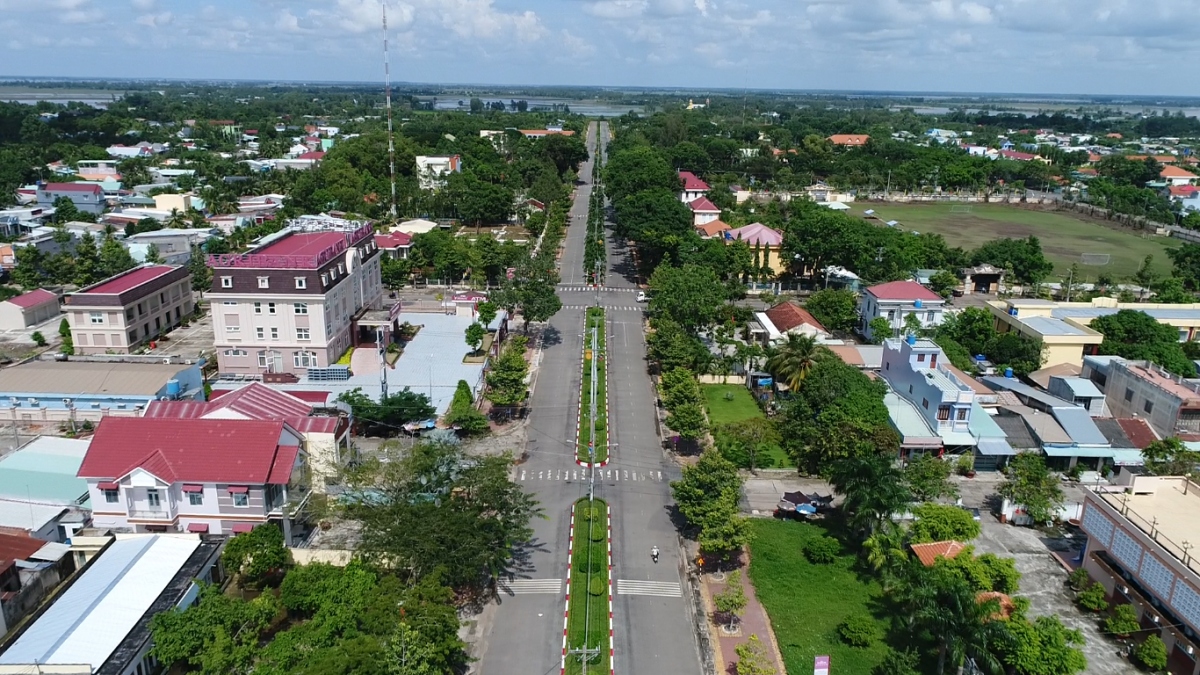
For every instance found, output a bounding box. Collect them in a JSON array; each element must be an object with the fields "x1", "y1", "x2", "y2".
[
  {"x1": 949, "y1": 204, "x2": 973, "y2": 214},
  {"x1": 1080, "y1": 253, "x2": 1111, "y2": 266}
]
